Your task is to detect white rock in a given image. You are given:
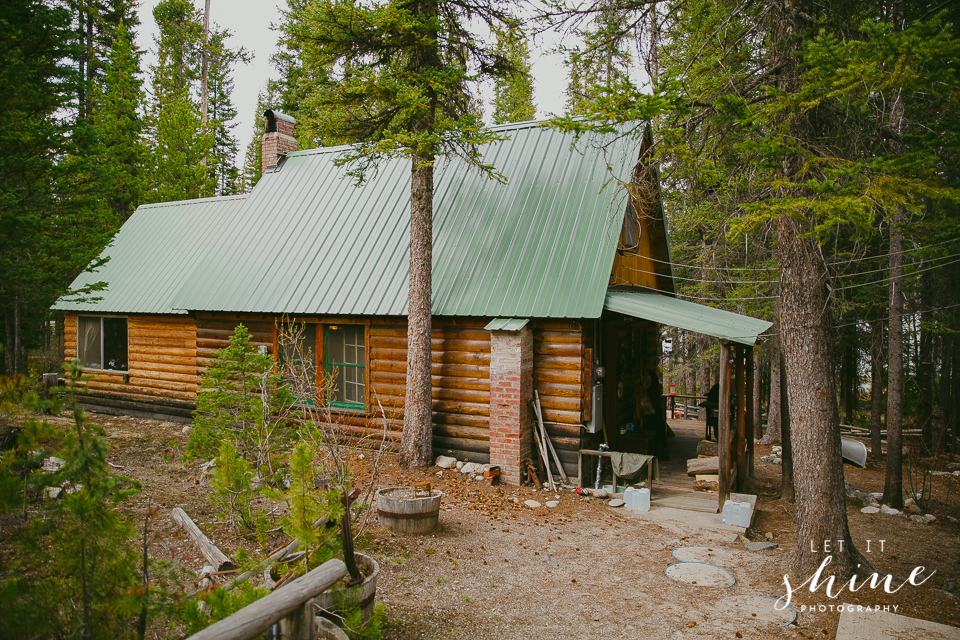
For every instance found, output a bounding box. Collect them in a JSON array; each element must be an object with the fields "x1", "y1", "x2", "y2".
[
  {"x1": 461, "y1": 462, "x2": 483, "y2": 475},
  {"x1": 456, "y1": 461, "x2": 464, "y2": 470},
  {"x1": 860, "y1": 506, "x2": 880, "y2": 514},
  {"x1": 947, "y1": 516, "x2": 959, "y2": 524},
  {"x1": 41, "y1": 456, "x2": 65, "y2": 473},
  {"x1": 608, "y1": 499, "x2": 625, "y2": 508},
  {"x1": 904, "y1": 497, "x2": 916, "y2": 508},
  {"x1": 435, "y1": 455, "x2": 457, "y2": 469},
  {"x1": 773, "y1": 457, "x2": 782, "y2": 465},
  {"x1": 358, "y1": 453, "x2": 365, "y2": 460},
  {"x1": 546, "y1": 500, "x2": 560, "y2": 508},
  {"x1": 436, "y1": 471, "x2": 443, "y2": 477},
  {"x1": 910, "y1": 515, "x2": 932, "y2": 525},
  {"x1": 181, "y1": 426, "x2": 193, "y2": 435},
  {"x1": 870, "y1": 492, "x2": 884, "y2": 500},
  {"x1": 765, "y1": 532, "x2": 774, "y2": 540},
  {"x1": 524, "y1": 500, "x2": 542, "y2": 509},
  {"x1": 880, "y1": 505, "x2": 902, "y2": 516},
  {"x1": 473, "y1": 474, "x2": 484, "y2": 482},
  {"x1": 44, "y1": 487, "x2": 62, "y2": 500},
  {"x1": 593, "y1": 489, "x2": 609, "y2": 499},
  {"x1": 924, "y1": 514, "x2": 937, "y2": 522},
  {"x1": 511, "y1": 497, "x2": 519, "y2": 503}
]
